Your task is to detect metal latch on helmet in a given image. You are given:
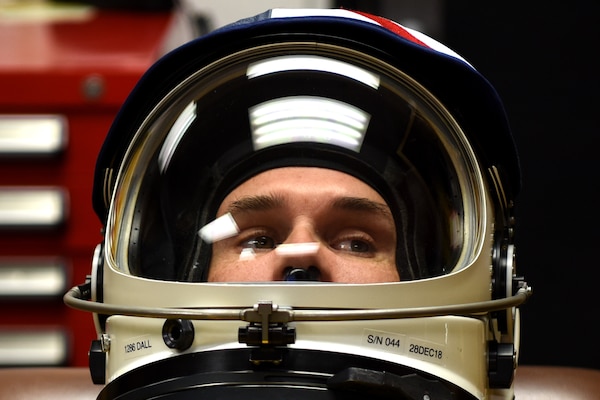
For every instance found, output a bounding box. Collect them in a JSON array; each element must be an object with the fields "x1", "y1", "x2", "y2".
[
  {"x1": 239, "y1": 301, "x2": 295, "y2": 346},
  {"x1": 238, "y1": 301, "x2": 296, "y2": 363}
]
